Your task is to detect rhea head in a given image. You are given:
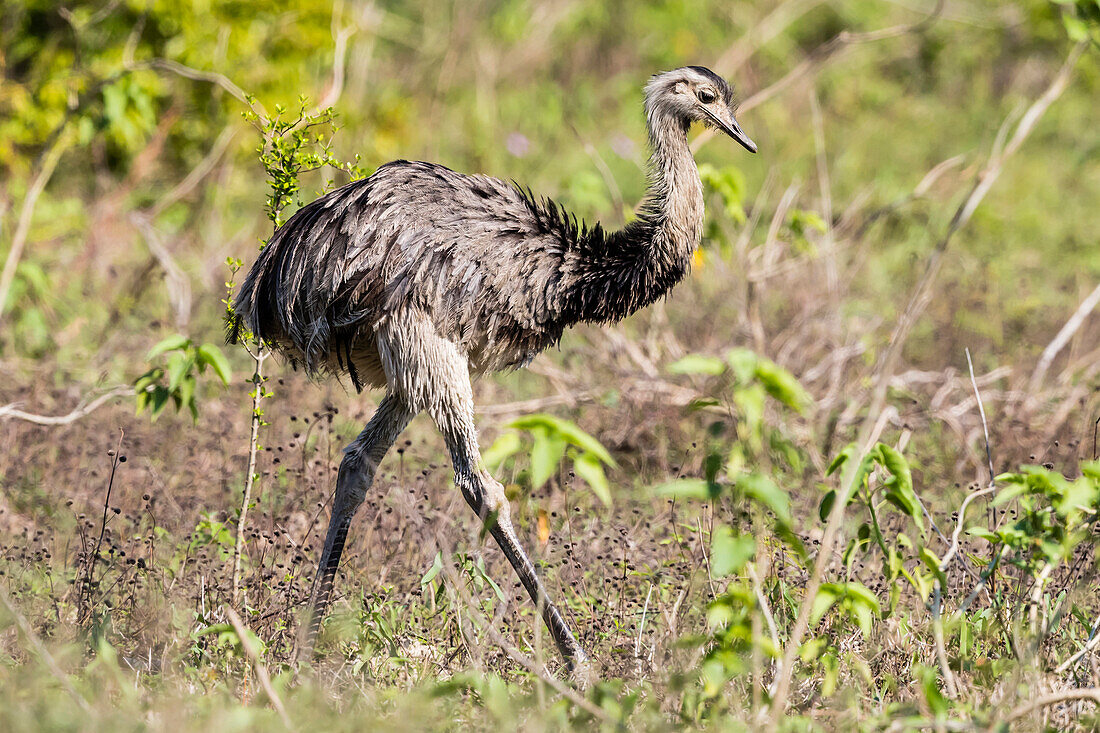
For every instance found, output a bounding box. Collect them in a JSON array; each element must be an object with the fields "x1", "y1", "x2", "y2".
[{"x1": 644, "y1": 65, "x2": 757, "y2": 153}]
